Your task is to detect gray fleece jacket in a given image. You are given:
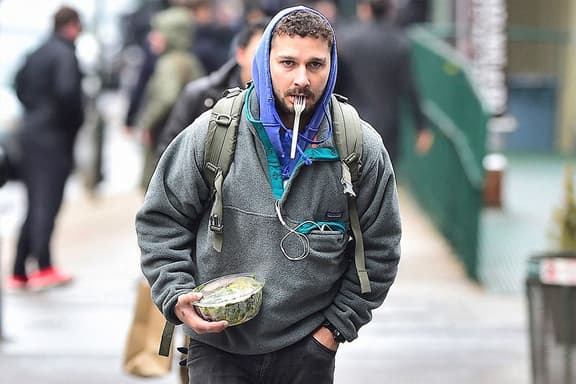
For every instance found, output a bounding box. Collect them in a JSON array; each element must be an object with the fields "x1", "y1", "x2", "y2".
[{"x1": 136, "y1": 88, "x2": 401, "y2": 355}]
